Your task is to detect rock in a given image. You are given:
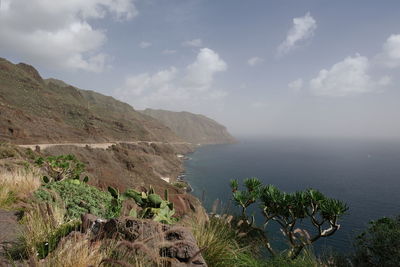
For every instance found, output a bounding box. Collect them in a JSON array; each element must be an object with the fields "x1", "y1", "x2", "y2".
[
  {"x1": 81, "y1": 214, "x2": 207, "y2": 266},
  {"x1": 0, "y1": 209, "x2": 22, "y2": 266}
]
